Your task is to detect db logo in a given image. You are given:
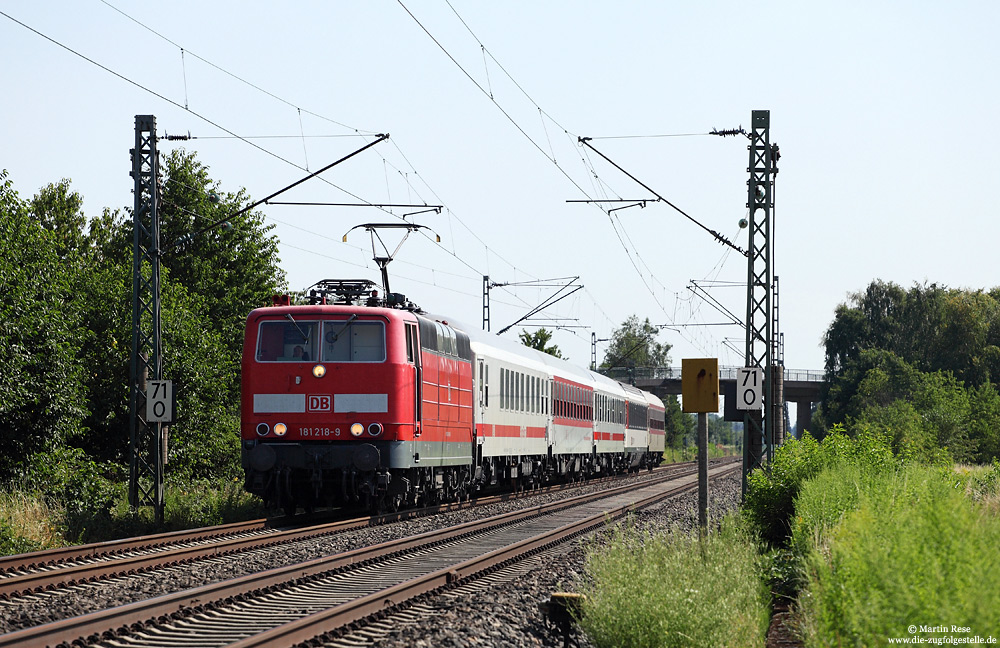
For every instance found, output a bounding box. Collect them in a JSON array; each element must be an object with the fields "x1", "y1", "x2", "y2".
[{"x1": 307, "y1": 395, "x2": 332, "y2": 412}]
